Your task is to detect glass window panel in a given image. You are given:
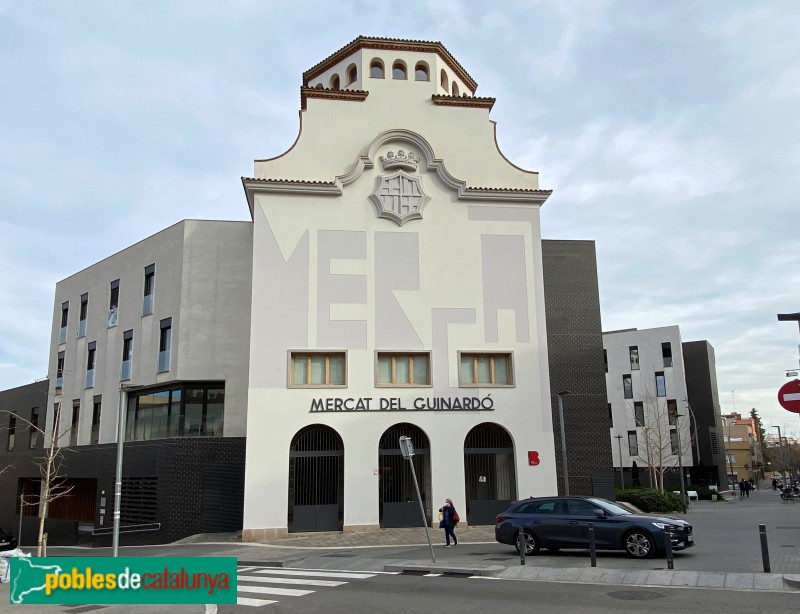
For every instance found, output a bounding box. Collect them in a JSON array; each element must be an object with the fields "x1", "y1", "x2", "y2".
[
  {"x1": 494, "y1": 356, "x2": 509, "y2": 384},
  {"x1": 328, "y1": 354, "x2": 344, "y2": 384},
  {"x1": 413, "y1": 355, "x2": 429, "y2": 384},
  {"x1": 395, "y1": 356, "x2": 409, "y2": 383},
  {"x1": 169, "y1": 388, "x2": 182, "y2": 437},
  {"x1": 476, "y1": 356, "x2": 491, "y2": 383},
  {"x1": 310, "y1": 356, "x2": 326, "y2": 384},
  {"x1": 293, "y1": 357, "x2": 307, "y2": 385},
  {"x1": 205, "y1": 388, "x2": 224, "y2": 437},
  {"x1": 378, "y1": 356, "x2": 391, "y2": 383},
  {"x1": 184, "y1": 388, "x2": 204, "y2": 436},
  {"x1": 460, "y1": 357, "x2": 473, "y2": 384}
]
